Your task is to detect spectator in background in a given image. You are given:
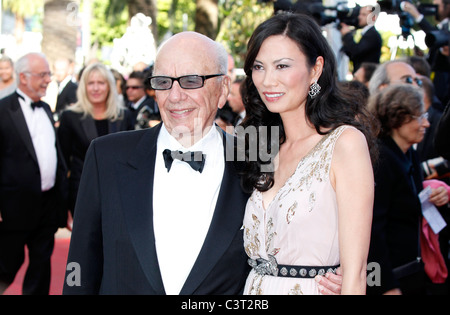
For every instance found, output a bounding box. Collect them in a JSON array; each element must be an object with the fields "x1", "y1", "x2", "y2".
[
  {"x1": 339, "y1": 80, "x2": 370, "y2": 108},
  {"x1": 340, "y1": 5, "x2": 382, "y2": 73},
  {"x1": 418, "y1": 75, "x2": 450, "y2": 294},
  {"x1": 407, "y1": 55, "x2": 444, "y2": 111},
  {"x1": 53, "y1": 58, "x2": 78, "y2": 120},
  {"x1": 126, "y1": 70, "x2": 160, "y2": 129},
  {"x1": 111, "y1": 69, "x2": 127, "y2": 107},
  {"x1": 216, "y1": 54, "x2": 238, "y2": 127},
  {"x1": 407, "y1": 55, "x2": 432, "y2": 78},
  {"x1": 402, "y1": 0, "x2": 450, "y2": 106},
  {"x1": 416, "y1": 75, "x2": 446, "y2": 168},
  {"x1": 0, "y1": 56, "x2": 16, "y2": 100},
  {"x1": 367, "y1": 84, "x2": 448, "y2": 295},
  {"x1": 353, "y1": 62, "x2": 378, "y2": 88},
  {"x1": 0, "y1": 53, "x2": 68, "y2": 295},
  {"x1": 57, "y1": 63, "x2": 134, "y2": 217},
  {"x1": 368, "y1": 60, "x2": 423, "y2": 95},
  {"x1": 227, "y1": 77, "x2": 246, "y2": 127}
]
